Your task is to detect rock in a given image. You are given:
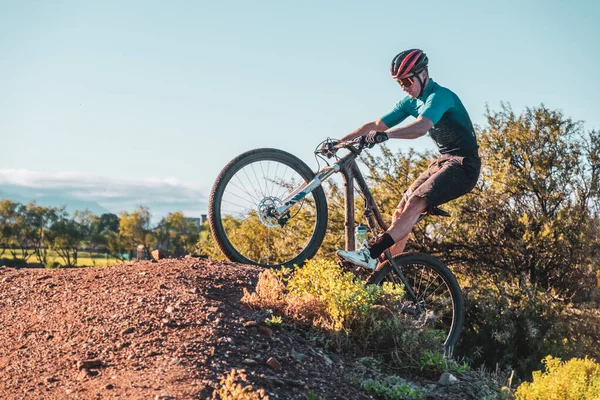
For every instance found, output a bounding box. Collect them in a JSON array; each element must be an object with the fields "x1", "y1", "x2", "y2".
[
  {"x1": 76, "y1": 359, "x2": 103, "y2": 370},
  {"x1": 44, "y1": 376, "x2": 57, "y2": 383},
  {"x1": 292, "y1": 350, "x2": 308, "y2": 362},
  {"x1": 77, "y1": 369, "x2": 97, "y2": 381},
  {"x1": 155, "y1": 394, "x2": 175, "y2": 399},
  {"x1": 105, "y1": 384, "x2": 114, "y2": 390},
  {"x1": 121, "y1": 327, "x2": 135, "y2": 335},
  {"x1": 330, "y1": 354, "x2": 341, "y2": 363},
  {"x1": 438, "y1": 372, "x2": 459, "y2": 385},
  {"x1": 165, "y1": 306, "x2": 174, "y2": 314},
  {"x1": 239, "y1": 346, "x2": 250, "y2": 354},
  {"x1": 257, "y1": 326, "x2": 273, "y2": 338},
  {"x1": 116, "y1": 341, "x2": 131, "y2": 350},
  {"x1": 242, "y1": 358, "x2": 257, "y2": 365},
  {"x1": 266, "y1": 357, "x2": 281, "y2": 370}
]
